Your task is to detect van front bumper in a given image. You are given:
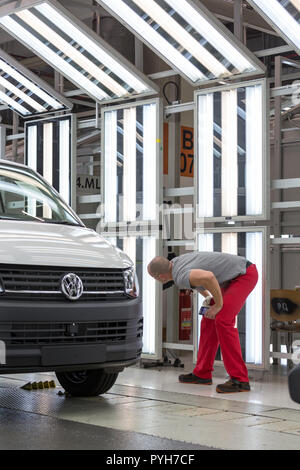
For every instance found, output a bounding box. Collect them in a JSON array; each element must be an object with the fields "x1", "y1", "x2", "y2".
[{"x1": 0, "y1": 297, "x2": 143, "y2": 373}]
